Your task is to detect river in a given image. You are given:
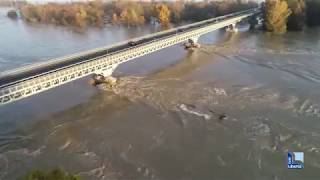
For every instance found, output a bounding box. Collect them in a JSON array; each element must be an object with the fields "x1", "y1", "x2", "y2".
[{"x1": 1, "y1": 7, "x2": 320, "y2": 180}]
